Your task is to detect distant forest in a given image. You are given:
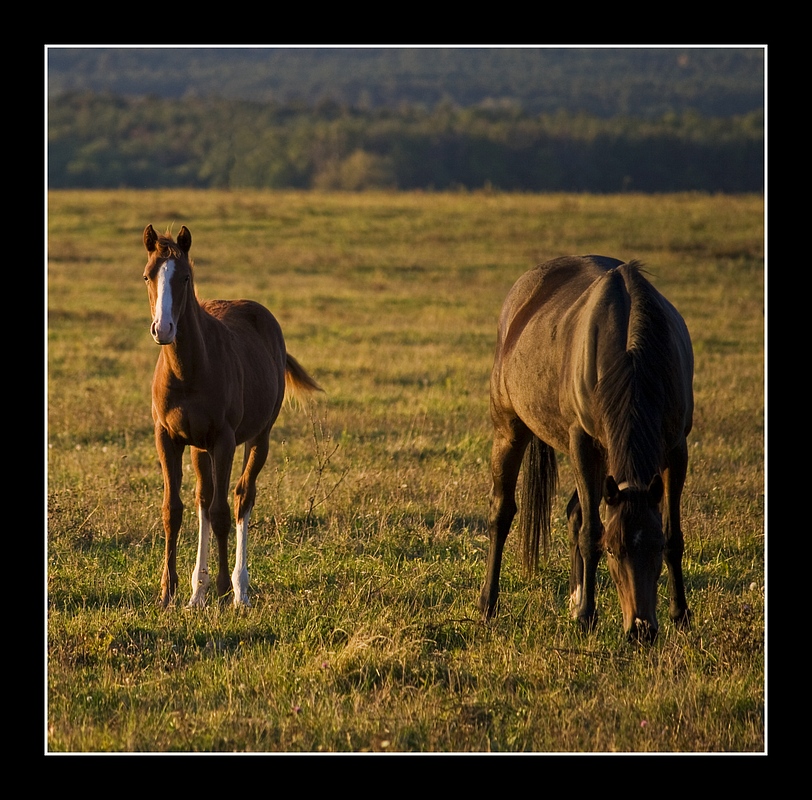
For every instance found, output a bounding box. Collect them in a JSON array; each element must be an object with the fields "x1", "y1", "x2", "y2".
[{"x1": 47, "y1": 47, "x2": 765, "y2": 193}]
